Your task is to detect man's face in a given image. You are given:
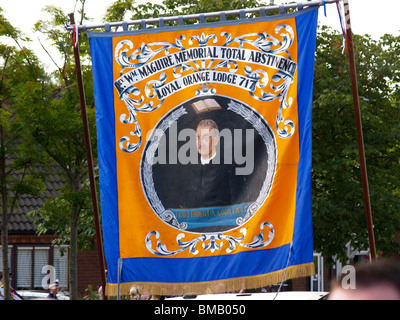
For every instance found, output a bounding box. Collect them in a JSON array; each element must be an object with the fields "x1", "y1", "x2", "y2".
[
  {"x1": 50, "y1": 286, "x2": 59, "y2": 295},
  {"x1": 196, "y1": 125, "x2": 219, "y2": 159}
]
